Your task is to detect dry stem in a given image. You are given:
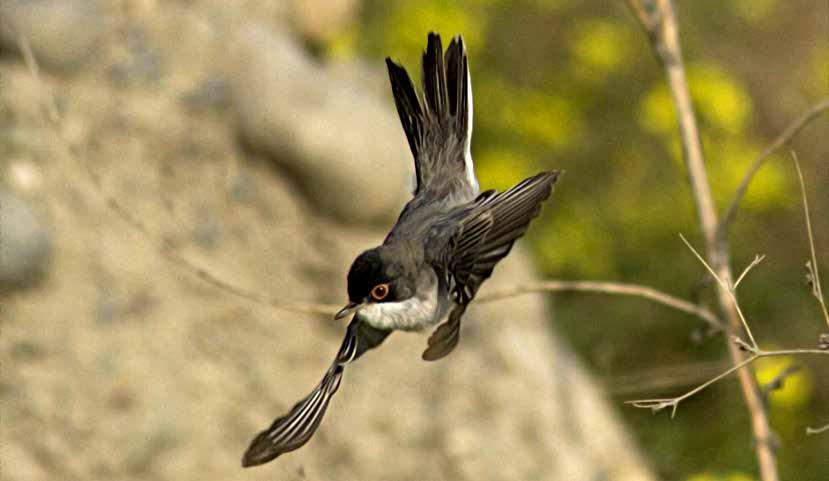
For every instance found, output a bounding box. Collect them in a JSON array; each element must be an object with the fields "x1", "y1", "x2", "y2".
[
  {"x1": 806, "y1": 424, "x2": 829, "y2": 435},
  {"x1": 679, "y1": 234, "x2": 759, "y2": 350},
  {"x1": 478, "y1": 280, "x2": 723, "y2": 330},
  {"x1": 793, "y1": 153, "x2": 829, "y2": 329},
  {"x1": 607, "y1": 360, "x2": 730, "y2": 396},
  {"x1": 628, "y1": 349, "x2": 829, "y2": 418},
  {"x1": 720, "y1": 100, "x2": 829, "y2": 237},
  {"x1": 630, "y1": 234, "x2": 829, "y2": 420},
  {"x1": 626, "y1": 1, "x2": 779, "y2": 479}
]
